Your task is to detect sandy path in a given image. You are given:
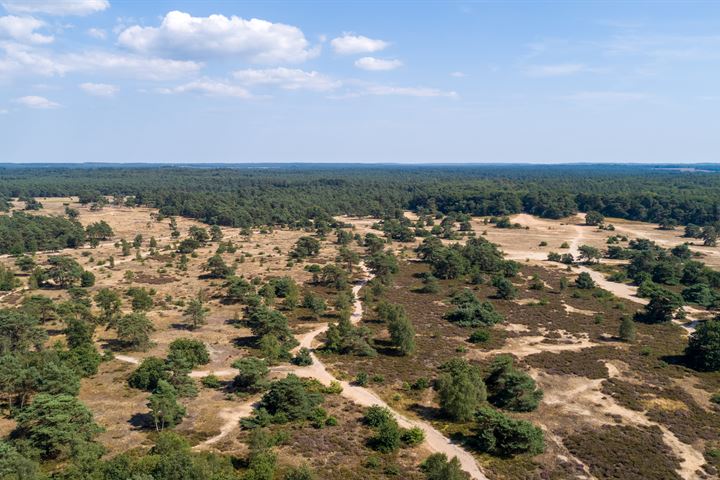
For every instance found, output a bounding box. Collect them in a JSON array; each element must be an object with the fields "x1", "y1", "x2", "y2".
[
  {"x1": 537, "y1": 363, "x2": 705, "y2": 479},
  {"x1": 193, "y1": 396, "x2": 260, "y2": 449},
  {"x1": 116, "y1": 262, "x2": 487, "y2": 479}
]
